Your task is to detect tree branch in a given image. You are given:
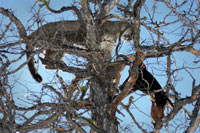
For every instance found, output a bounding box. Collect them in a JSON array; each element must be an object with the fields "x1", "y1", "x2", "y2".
[
  {"x1": 154, "y1": 84, "x2": 200, "y2": 131},
  {"x1": 47, "y1": 5, "x2": 83, "y2": 22},
  {"x1": 20, "y1": 113, "x2": 59, "y2": 132},
  {"x1": 40, "y1": 57, "x2": 89, "y2": 76},
  {"x1": 132, "y1": 0, "x2": 146, "y2": 47},
  {"x1": 98, "y1": 0, "x2": 120, "y2": 21},
  {"x1": 121, "y1": 101, "x2": 146, "y2": 133},
  {"x1": 163, "y1": 0, "x2": 199, "y2": 32},
  {"x1": 0, "y1": 7, "x2": 27, "y2": 40},
  {"x1": 111, "y1": 51, "x2": 144, "y2": 113},
  {"x1": 185, "y1": 96, "x2": 200, "y2": 133}
]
